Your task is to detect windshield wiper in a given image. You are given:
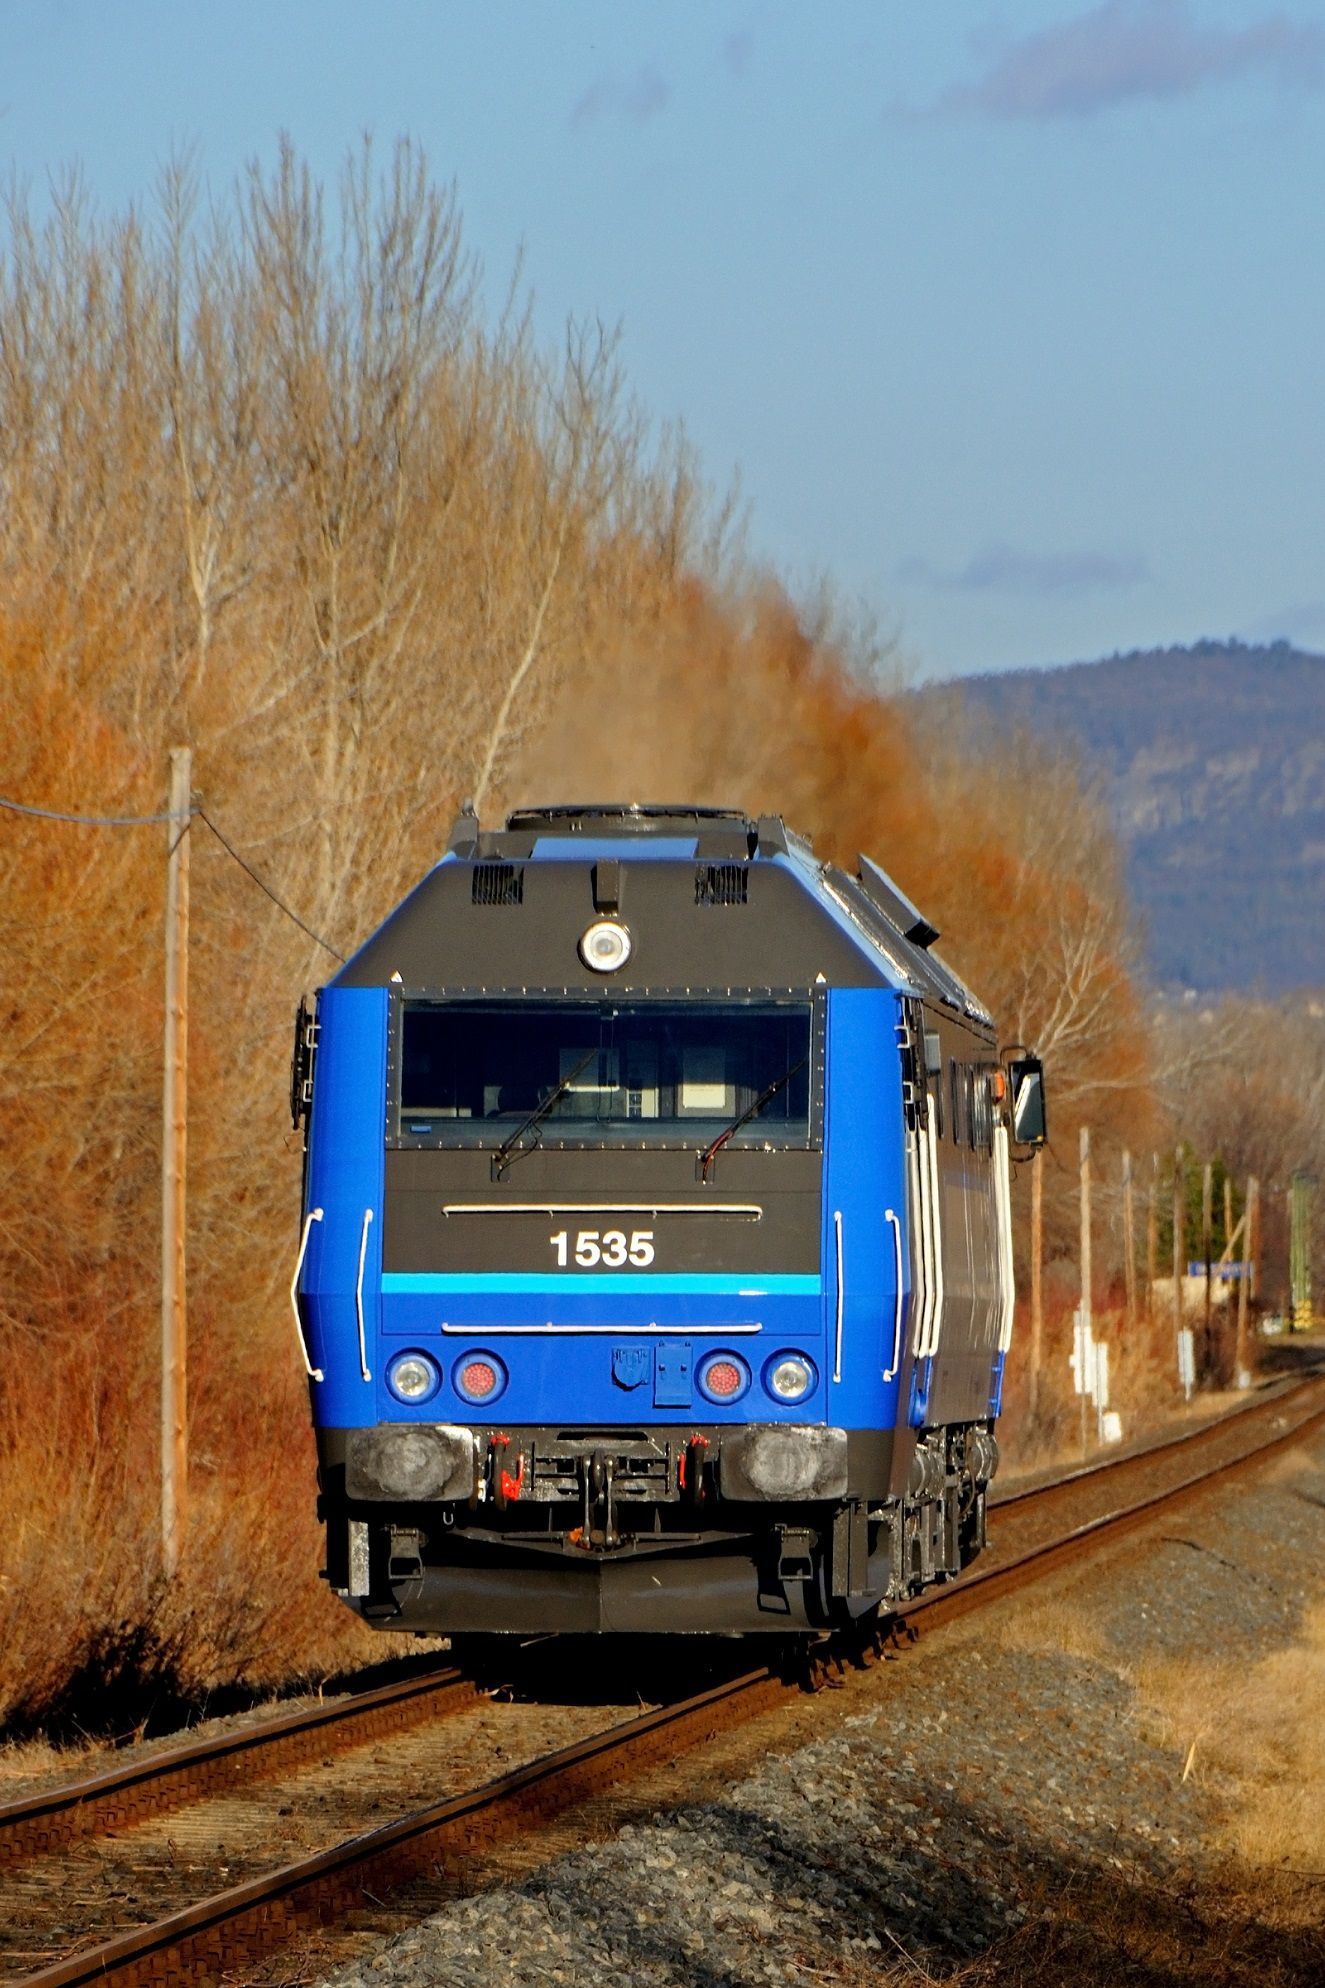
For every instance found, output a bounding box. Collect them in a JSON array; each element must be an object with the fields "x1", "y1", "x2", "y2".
[
  {"x1": 494, "y1": 1048, "x2": 599, "y2": 1176},
  {"x1": 699, "y1": 1058, "x2": 807, "y2": 1182}
]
